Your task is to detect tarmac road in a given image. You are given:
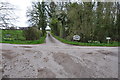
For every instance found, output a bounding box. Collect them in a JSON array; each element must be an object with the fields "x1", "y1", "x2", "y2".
[{"x1": 0, "y1": 32, "x2": 118, "y2": 78}]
